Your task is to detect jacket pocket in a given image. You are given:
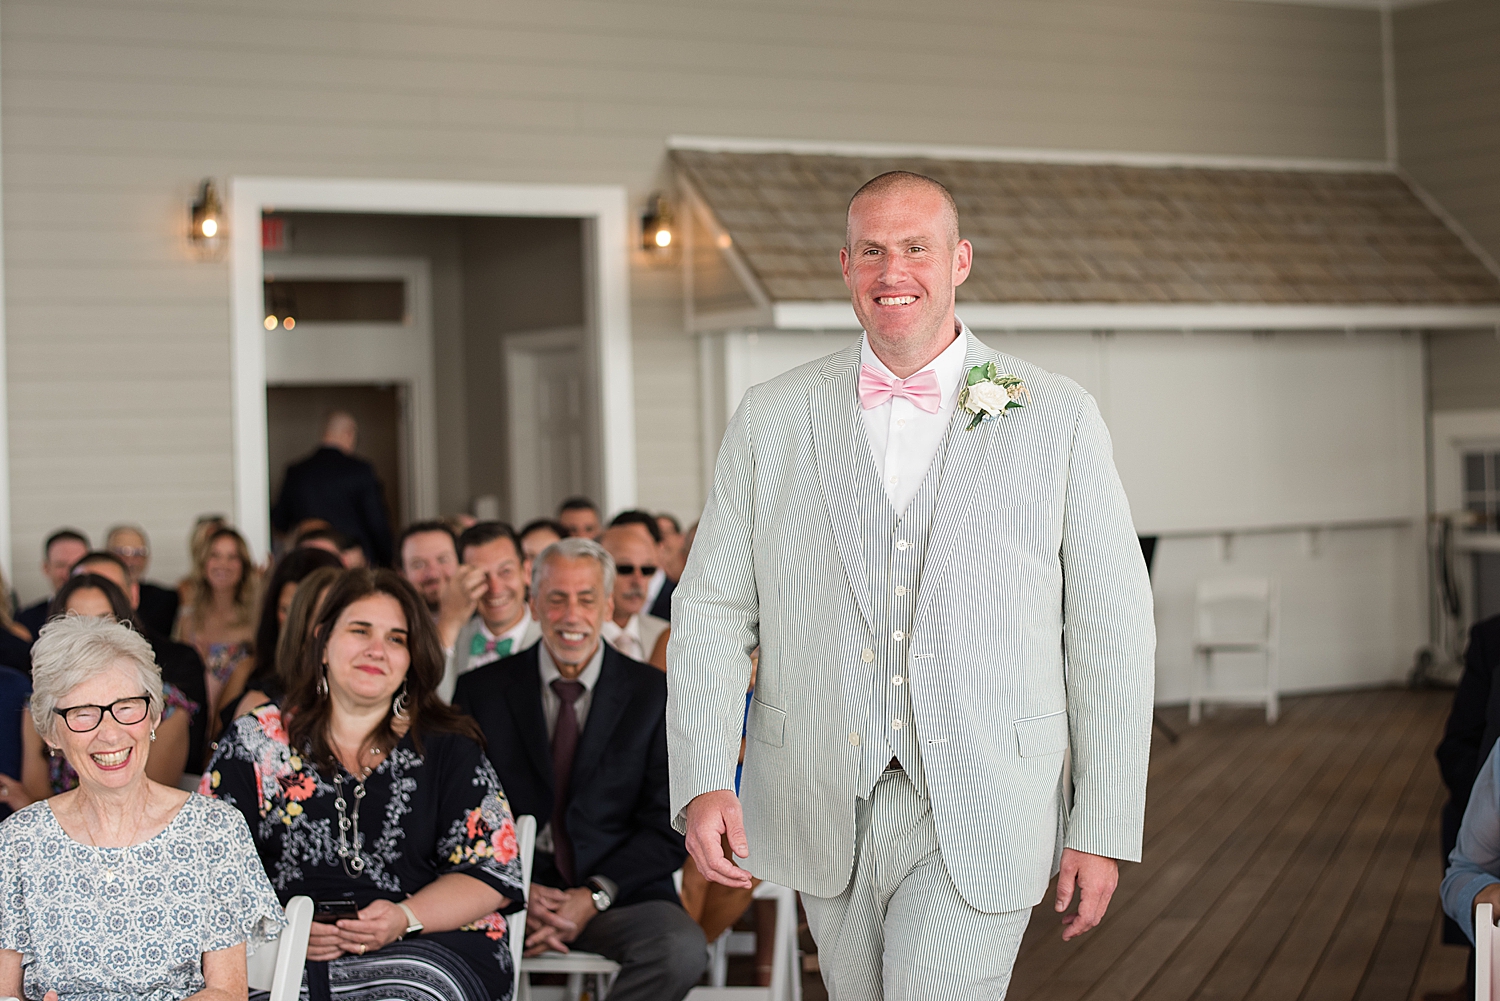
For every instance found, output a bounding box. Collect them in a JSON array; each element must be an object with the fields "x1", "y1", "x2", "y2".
[
  {"x1": 747, "y1": 699, "x2": 787, "y2": 748},
  {"x1": 1014, "y1": 710, "x2": 1068, "y2": 758}
]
